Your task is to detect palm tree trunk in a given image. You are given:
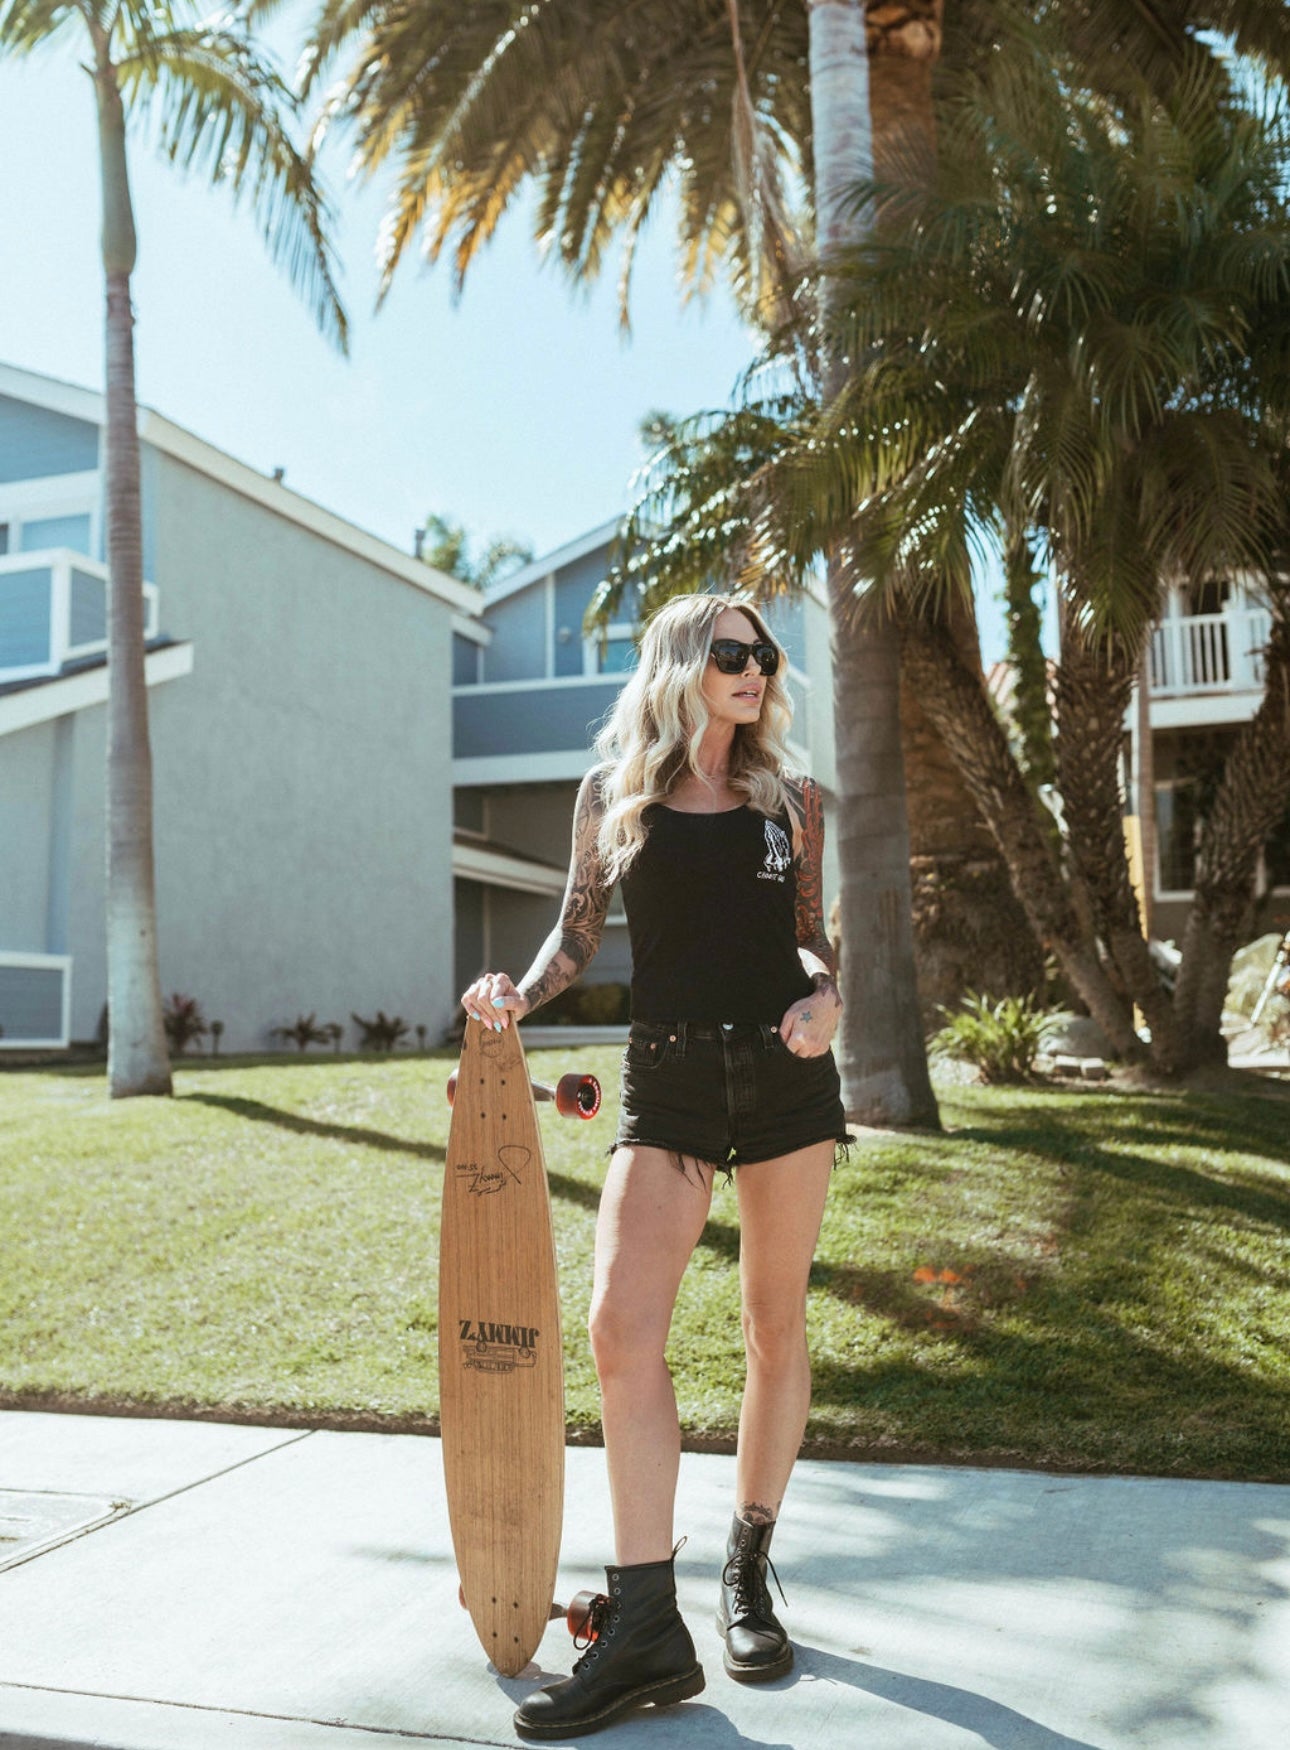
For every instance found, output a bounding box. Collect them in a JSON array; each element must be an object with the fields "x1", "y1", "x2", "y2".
[
  {"x1": 95, "y1": 54, "x2": 172, "y2": 1097},
  {"x1": 902, "y1": 592, "x2": 1045, "y2": 1026},
  {"x1": 1053, "y1": 611, "x2": 1183, "y2": 1069},
  {"x1": 809, "y1": 0, "x2": 938, "y2": 1125},
  {"x1": 898, "y1": 613, "x2": 1142, "y2": 1058},
  {"x1": 1173, "y1": 608, "x2": 1290, "y2": 1062}
]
